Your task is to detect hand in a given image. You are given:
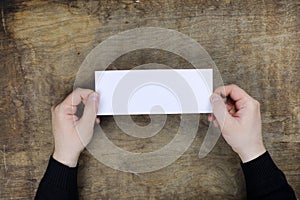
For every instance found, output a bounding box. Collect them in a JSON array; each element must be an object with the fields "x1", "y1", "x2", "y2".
[
  {"x1": 208, "y1": 84, "x2": 266, "y2": 163},
  {"x1": 52, "y1": 88, "x2": 100, "y2": 167}
]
